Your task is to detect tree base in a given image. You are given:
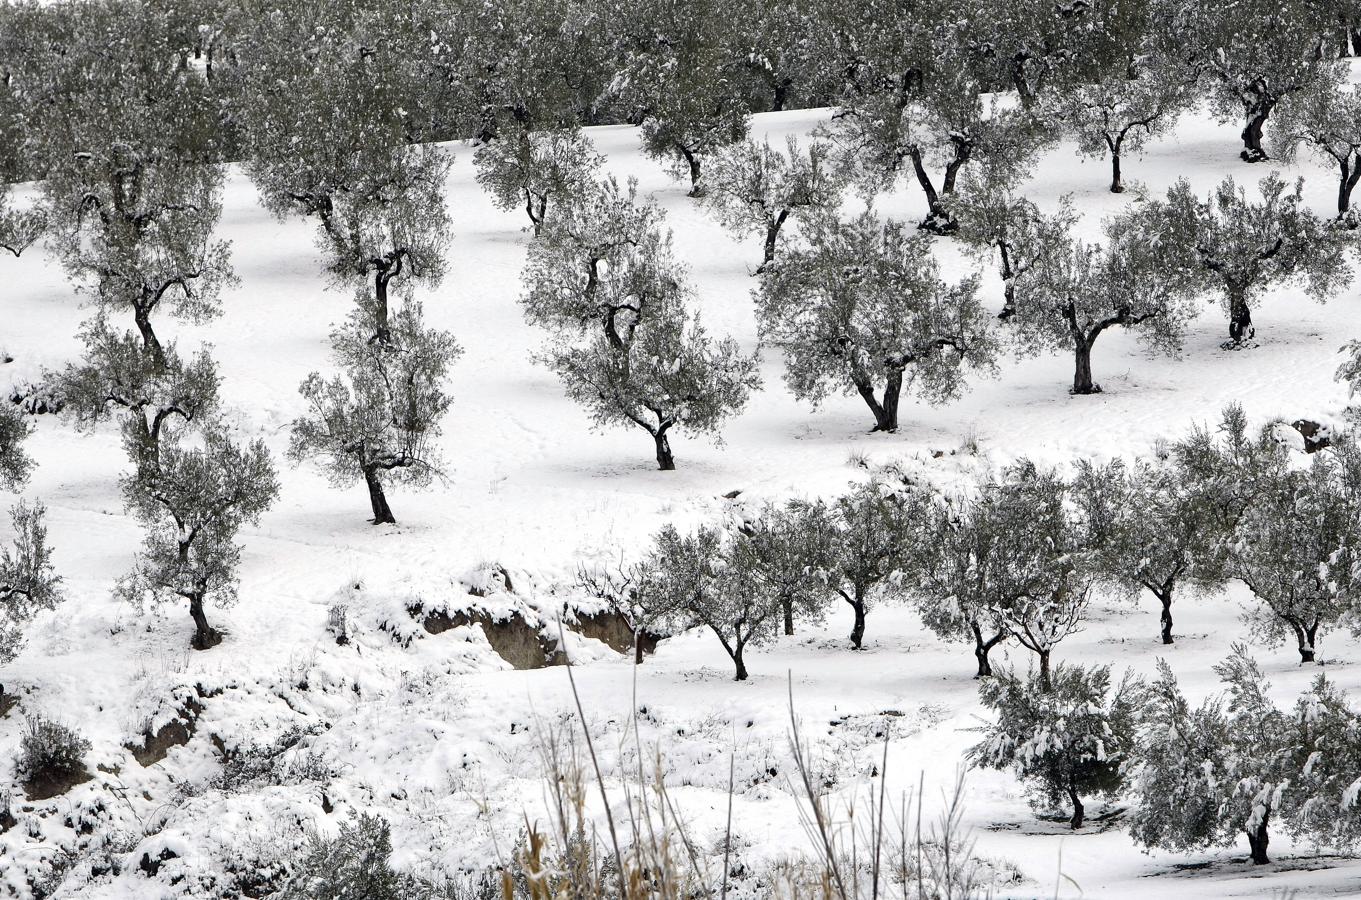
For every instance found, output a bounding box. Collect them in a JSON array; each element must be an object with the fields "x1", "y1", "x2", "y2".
[
  {"x1": 191, "y1": 628, "x2": 223, "y2": 651},
  {"x1": 1070, "y1": 384, "x2": 1103, "y2": 395},
  {"x1": 1239, "y1": 149, "x2": 1269, "y2": 163}
]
